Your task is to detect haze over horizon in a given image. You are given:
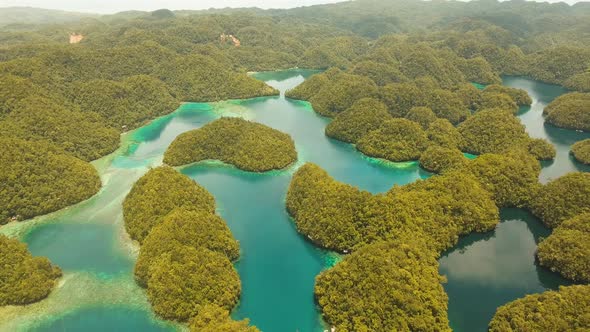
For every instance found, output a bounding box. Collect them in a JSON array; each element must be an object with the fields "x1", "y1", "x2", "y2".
[{"x1": 0, "y1": 0, "x2": 585, "y2": 14}]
